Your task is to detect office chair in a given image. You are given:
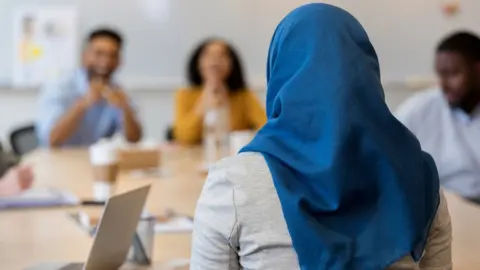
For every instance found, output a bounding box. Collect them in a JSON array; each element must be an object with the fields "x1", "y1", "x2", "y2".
[
  {"x1": 10, "y1": 124, "x2": 38, "y2": 156},
  {"x1": 165, "y1": 126, "x2": 175, "y2": 142}
]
